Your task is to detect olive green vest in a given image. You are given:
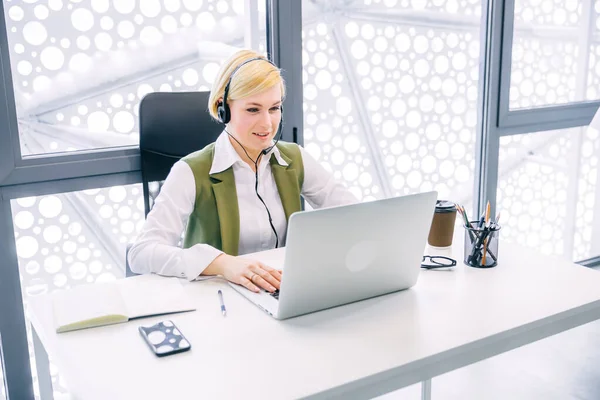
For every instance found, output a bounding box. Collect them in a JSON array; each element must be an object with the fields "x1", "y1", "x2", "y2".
[{"x1": 181, "y1": 142, "x2": 304, "y2": 256}]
